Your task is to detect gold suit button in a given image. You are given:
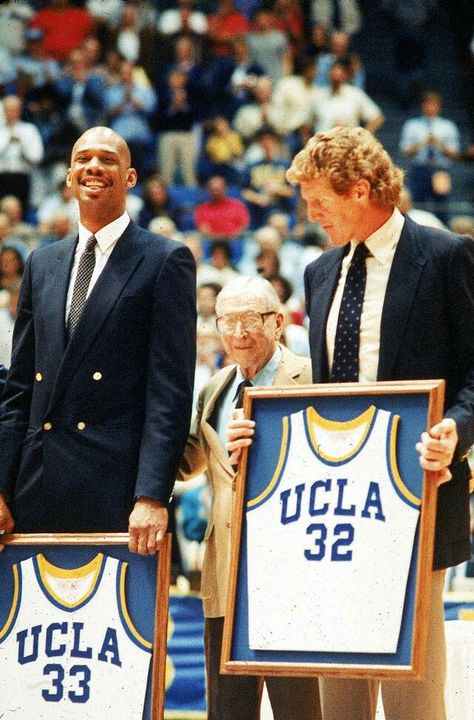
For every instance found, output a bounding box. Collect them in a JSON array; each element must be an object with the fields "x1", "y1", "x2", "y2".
[
  {"x1": 92, "y1": 372, "x2": 102, "y2": 381},
  {"x1": 77, "y1": 422, "x2": 86, "y2": 431},
  {"x1": 43, "y1": 422, "x2": 52, "y2": 431},
  {"x1": 35, "y1": 372, "x2": 43, "y2": 381}
]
